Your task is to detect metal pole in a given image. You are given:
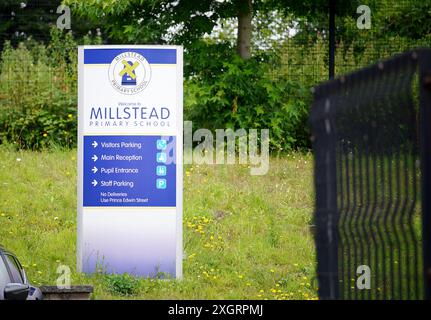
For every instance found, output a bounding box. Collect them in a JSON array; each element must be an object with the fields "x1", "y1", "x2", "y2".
[{"x1": 329, "y1": 0, "x2": 335, "y2": 79}]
